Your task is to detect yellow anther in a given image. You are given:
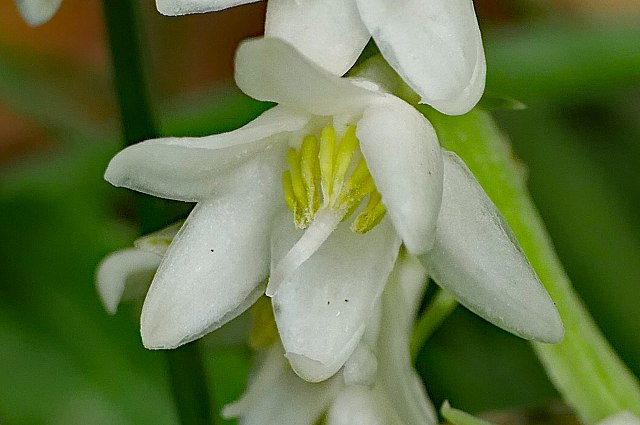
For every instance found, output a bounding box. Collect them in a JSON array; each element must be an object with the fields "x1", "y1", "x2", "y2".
[
  {"x1": 300, "y1": 135, "x2": 321, "y2": 214},
  {"x1": 319, "y1": 126, "x2": 336, "y2": 204},
  {"x1": 282, "y1": 124, "x2": 386, "y2": 234},
  {"x1": 352, "y1": 191, "x2": 387, "y2": 234},
  {"x1": 332, "y1": 126, "x2": 359, "y2": 201},
  {"x1": 287, "y1": 148, "x2": 307, "y2": 209},
  {"x1": 282, "y1": 171, "x2": 296, "y2": 214}
]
